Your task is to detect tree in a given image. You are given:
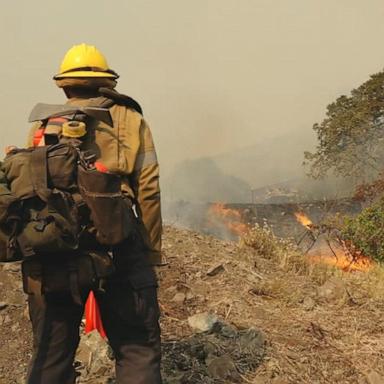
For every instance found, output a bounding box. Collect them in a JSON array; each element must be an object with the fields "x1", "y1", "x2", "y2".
[{"x1": 304, "y1": 71, "x2": 384, "y2": 180}]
